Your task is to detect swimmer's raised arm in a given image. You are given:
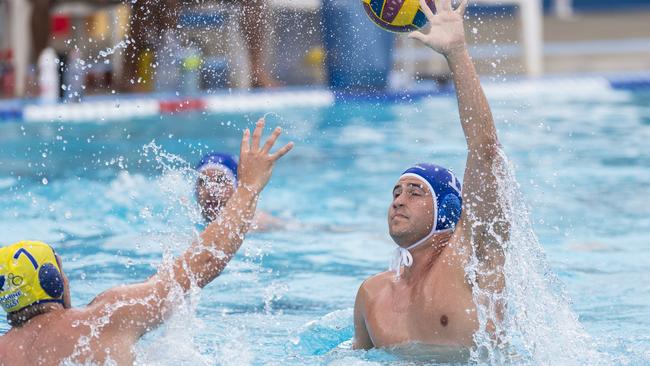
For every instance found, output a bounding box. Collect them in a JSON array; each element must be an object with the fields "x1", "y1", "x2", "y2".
[
  {"x1": 87, "y1": 119, "x2": 293, "y2": 337},
  {"x1": 410, "y1": 0, "x2": 507, "y2": 291},
  {"x1": 172, "y1": 120, "x2": 293, "y2": 290}
]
